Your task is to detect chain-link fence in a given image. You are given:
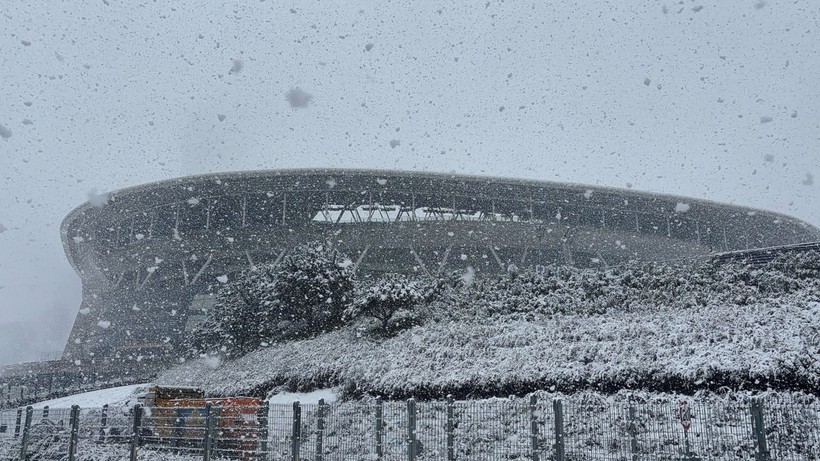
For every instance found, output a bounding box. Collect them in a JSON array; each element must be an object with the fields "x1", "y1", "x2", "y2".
[{"x1": 0, "y1": 395, "x2": 818, "y2": 460}]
